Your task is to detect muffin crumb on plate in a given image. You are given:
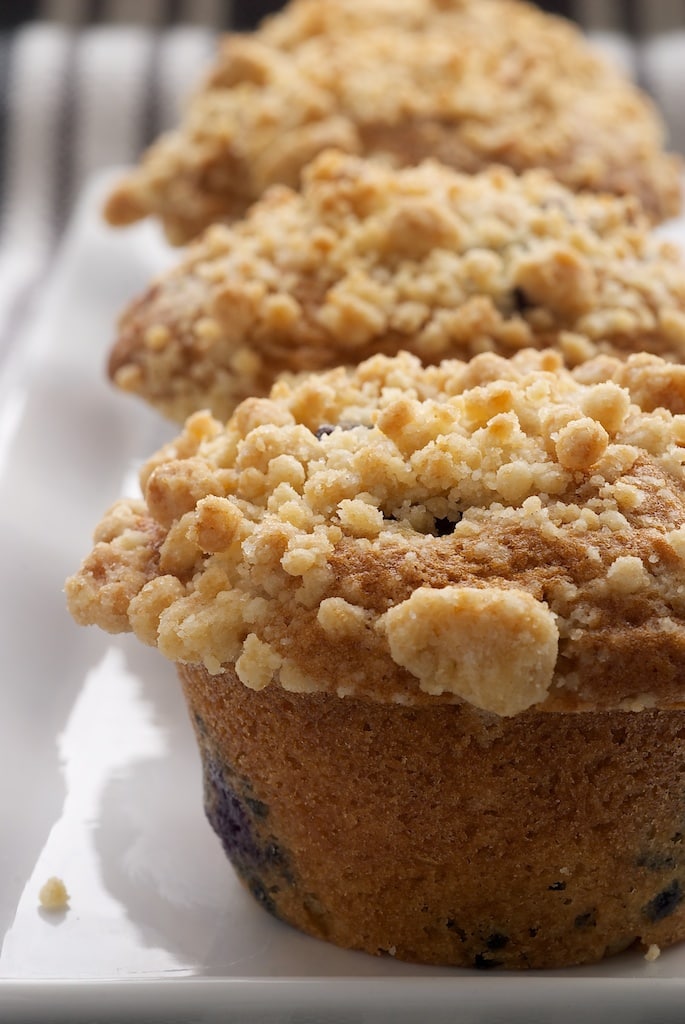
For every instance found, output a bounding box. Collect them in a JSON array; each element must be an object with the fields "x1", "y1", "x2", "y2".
[{"x1": 38, "y1": 877, "x2": 69, "y2": 913}]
